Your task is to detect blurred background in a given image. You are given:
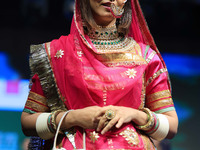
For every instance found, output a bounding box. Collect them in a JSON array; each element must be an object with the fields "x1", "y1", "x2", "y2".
[{"x1": 0, "y1": 0, "x2": 199, "y2": 149}]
